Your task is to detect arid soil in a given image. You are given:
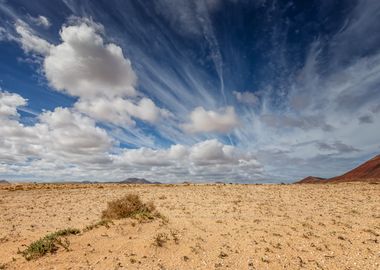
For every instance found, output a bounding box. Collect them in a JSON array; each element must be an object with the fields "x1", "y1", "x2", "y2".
[{"x1": 0, "y1": 183, "x2": 379, "y2": 269}]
